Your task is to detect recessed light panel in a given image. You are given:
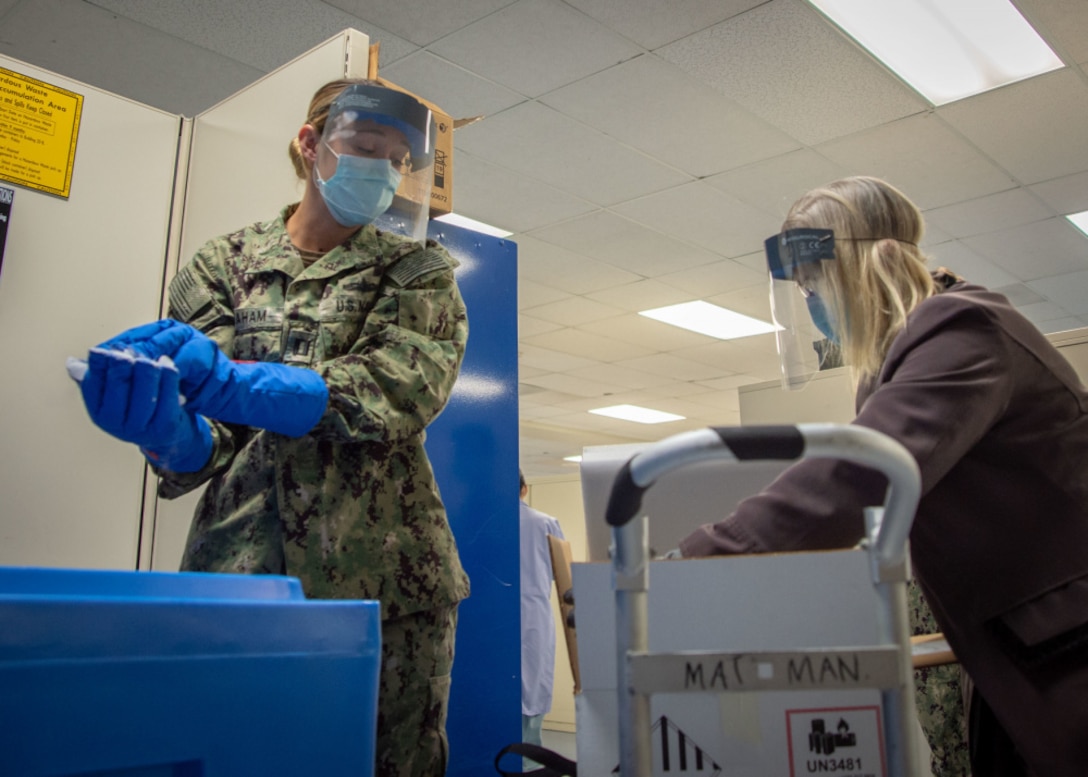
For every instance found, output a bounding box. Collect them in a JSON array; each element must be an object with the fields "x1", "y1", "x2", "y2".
[
  {"x1": 589, "y1": 404, "x2": 685, "y2": 424},
  {"x1": 808, "y1": 0, "x2": 1064, "y2": 105},
  {"x1": 639, "y1": 300, "x2": 776, "y2": 340},
  {"x1": 1067, "y1": 211, "x2": 1088, "y2": 238}
]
